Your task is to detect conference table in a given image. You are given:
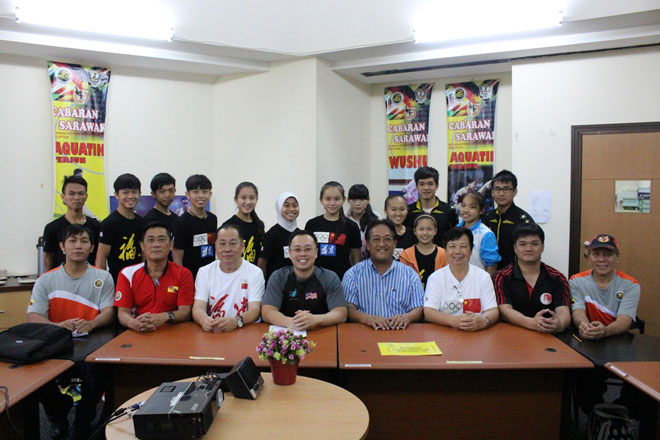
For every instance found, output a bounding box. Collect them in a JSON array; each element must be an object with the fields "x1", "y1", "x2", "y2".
[
  {"x1": 0, "y1": 359, "x2": 74, "y2": 438},
  {"x1": 105, "y1": 373, "x2": 369, "y2": 439},
  {"x1": 556, "y1": 331, "x2": 660, "y2": 367},
  {"x1": 87, "y1": 322, "x2": 338, "y2": 404},
  {"x1": 338, "y1": 323, "x2": 593, "y2": 440}
]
